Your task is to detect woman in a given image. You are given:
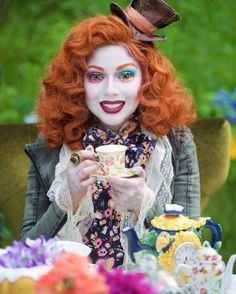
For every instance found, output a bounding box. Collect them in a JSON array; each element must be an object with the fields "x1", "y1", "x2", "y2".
[{"x1": 21, "y1": 1, "x2": 200, "y2": 268}]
